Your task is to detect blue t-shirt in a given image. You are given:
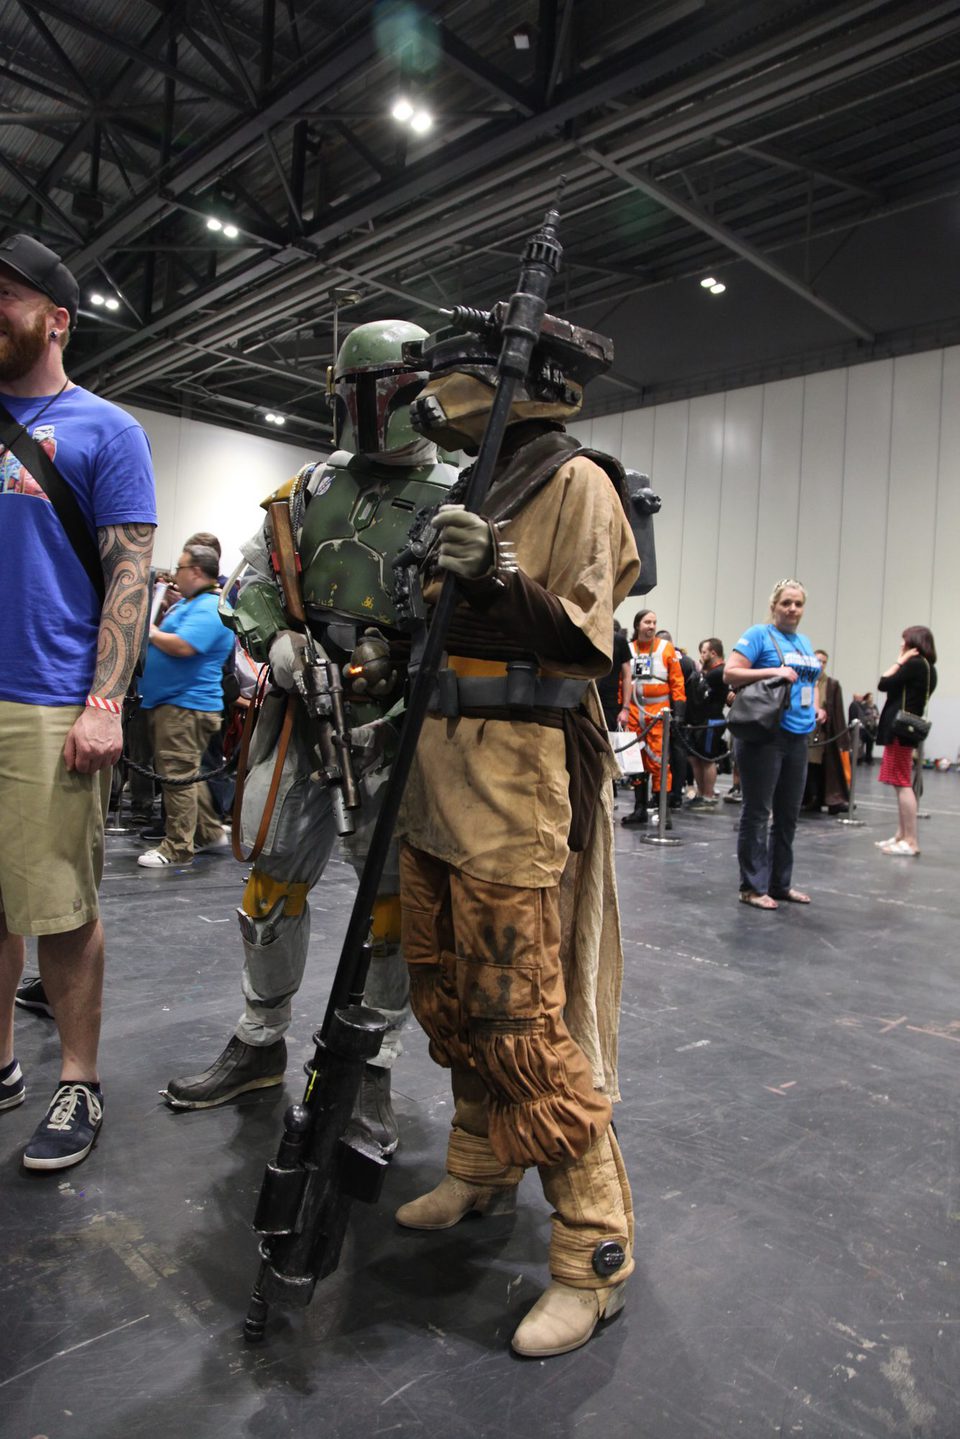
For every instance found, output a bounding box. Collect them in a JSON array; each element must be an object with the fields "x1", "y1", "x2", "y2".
[
  {"x1": 140, "y1": 591, "x2": 235, "y2": 712},
  {"x1": 732, "y1": 624, "x2": 821, "y2": 735},
  {"x1": 0, "y1": 385, "x2": 157, "y2": 705}
]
